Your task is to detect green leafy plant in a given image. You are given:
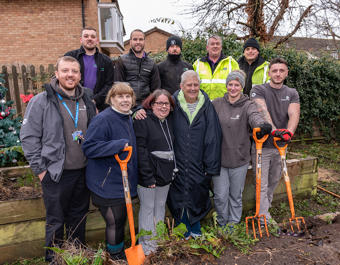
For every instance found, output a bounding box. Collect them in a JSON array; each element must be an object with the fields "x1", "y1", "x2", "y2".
[
  {"x1": 16, "y1": 171, "x2": 39, "y2": 188},
  {"x1": 48, "y1": 247, "x2": 89, "y2": 265}
]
